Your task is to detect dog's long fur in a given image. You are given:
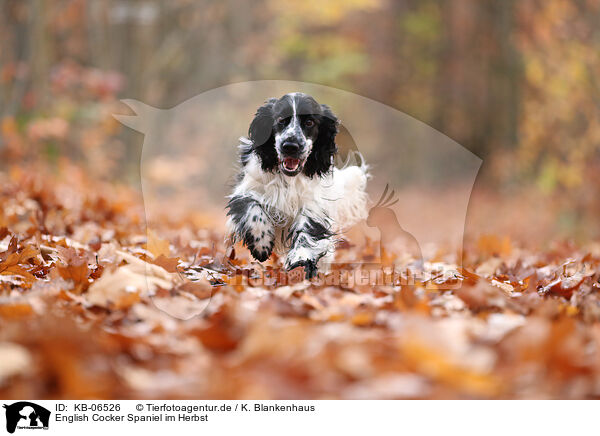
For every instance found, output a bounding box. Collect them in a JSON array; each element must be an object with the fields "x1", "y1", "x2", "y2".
[{"x1": 226, "y1": 93, "x2": 368, "y2": 278}]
